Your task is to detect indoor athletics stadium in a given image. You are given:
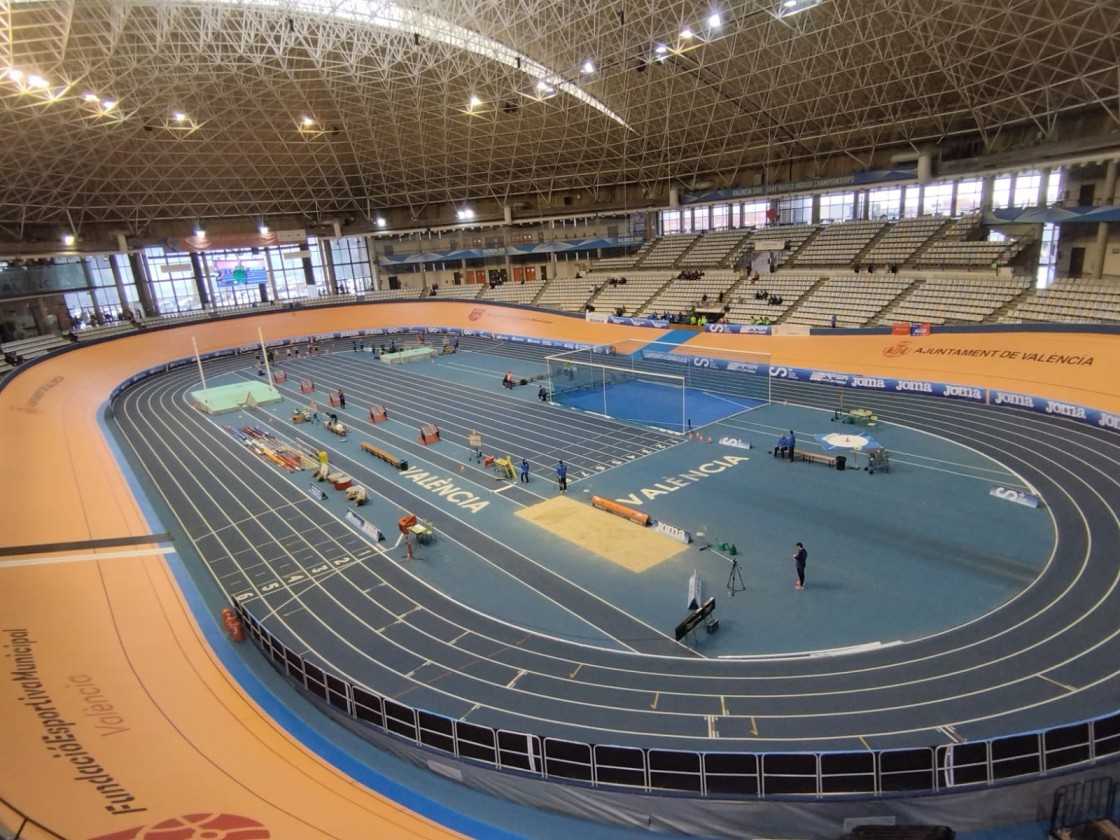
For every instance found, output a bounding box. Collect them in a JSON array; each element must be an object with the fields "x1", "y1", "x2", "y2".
[{"x1": 3, "y1": 2, "x2": 1120, "y2": 839}]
